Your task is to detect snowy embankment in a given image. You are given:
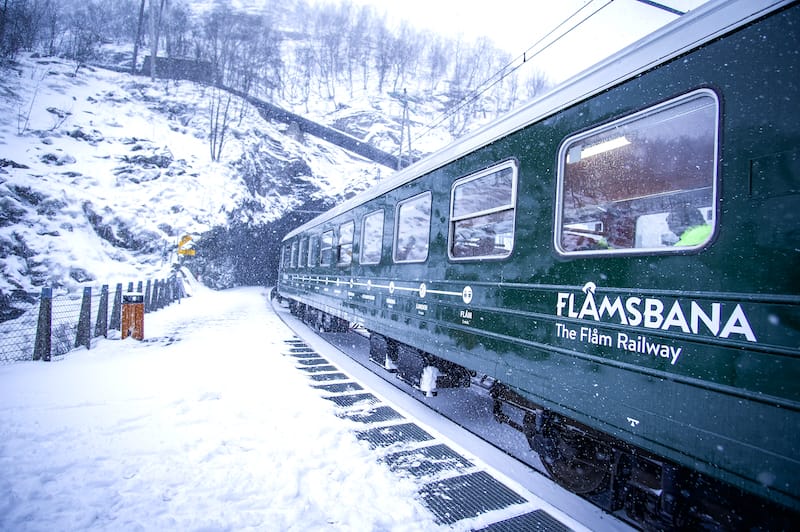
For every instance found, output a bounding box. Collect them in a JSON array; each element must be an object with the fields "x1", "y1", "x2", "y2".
[{"x1": 0, "y1": 286, "x2": 437, "y2": 531}]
